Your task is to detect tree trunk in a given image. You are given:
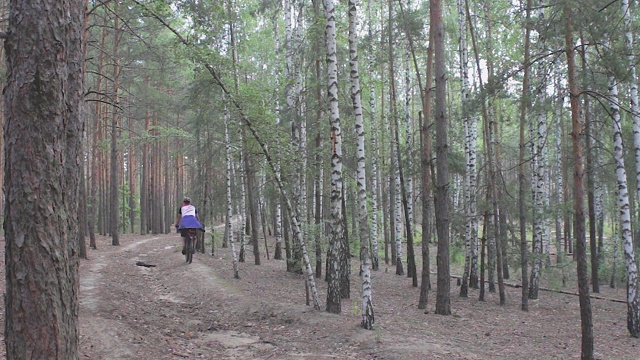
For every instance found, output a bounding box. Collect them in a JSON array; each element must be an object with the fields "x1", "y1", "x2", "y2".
[
  {"x1": 4, "y1": 0, "x2": 85, "y2": 356},
  {"x1": 622, "y1": 0, "x2": 640, "y2": 336},
  {"x1": 245, "y1": 151, "x2": 261, "y2": 265},
  {"x1": 564, "y1": 5, "x2": 594, "y2": 355},
  {"x1": 109, "y1": 3, "x2": 121, "y2": 245},
  {"x1": 432, "y1": 0, "x2": 451, "y2": 316},
  {"x1": 325, "y1": 0, "x2": 344, "y2": 314},
  {"x1": 225, "y1": 102, "x2": 240, "y2": 279},
  {"x1": 581, "y1": 35, "x2": 598, "y2": 293},
  {"x1": 458, "y1": 0, "x2": 473, "y2": 298},
  {"x1": 349, "y1": 0, "x2": 374, "y2": 328},
  {"x1": 79, "y1": 151, "x2": 88, "y2": 259}
]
